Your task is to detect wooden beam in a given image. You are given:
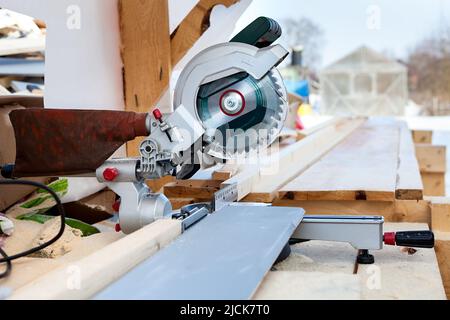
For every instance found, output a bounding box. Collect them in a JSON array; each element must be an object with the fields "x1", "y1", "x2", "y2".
[
  {"x1": 395, "y1": 122, "x2": 423, "y2": 200},
  {"x1": 412, "y1": 130, "x2": 433, "y2": 144},
  {"x1": 435, "y1": 232, "x2": 450, "y2": 299},
  {"x1": 223, "y1": 118, "x2": 366, "y2": 202},
  {"x1": 415, "y1": 144, "x2": 446, "y2": 173},
  {"x1": 279, "y1": 119, "x2": 400, "y2": 202},
  {"x1": 430, "y1": 197, "x2": 450, "y2": 232},
  {"x1": 212, "y1": 163, "x2": 238, "y2": 181},
  {"x1": 119, "y1": 0, "x2": 171, "y2": 156},
  {"x1": 170, "y1": 0, "x2": 239, "y2": 67},
  {"x1": 146, "y1": 176, "x2": 176, "y2": 193},
  {"x1": 422, "y1": 172, "x2": 446, "y2": 196},
  {"x1": 9, "y1": 219, "x2": 181, "y2": 299},
  {"x1": 163, "y1": 180, "x2": 222, "y2": 200}
]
